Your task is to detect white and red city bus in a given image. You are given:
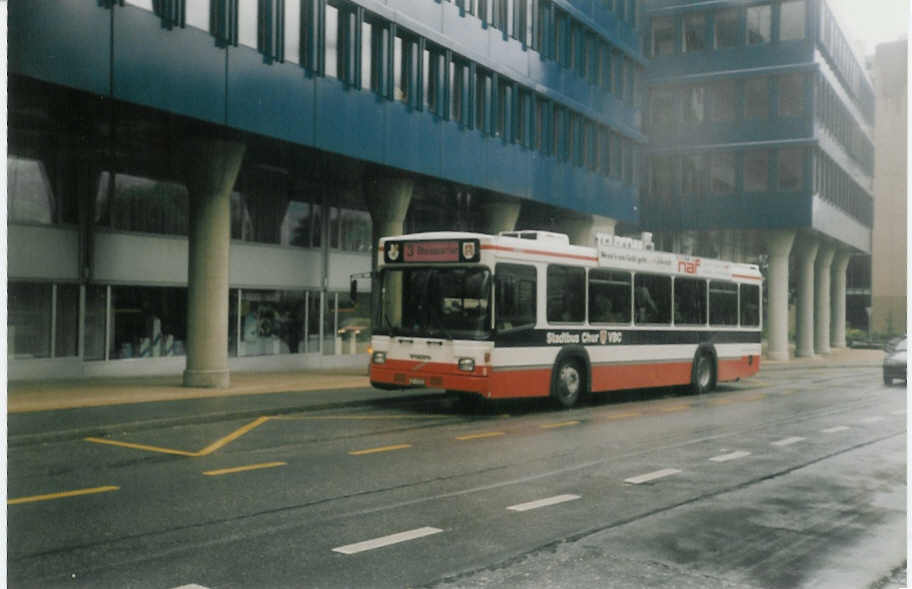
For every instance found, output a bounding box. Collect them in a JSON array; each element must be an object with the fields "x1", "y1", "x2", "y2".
[{"x1": 369, "y1": 230, "x2": 762, "y2": 407}]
